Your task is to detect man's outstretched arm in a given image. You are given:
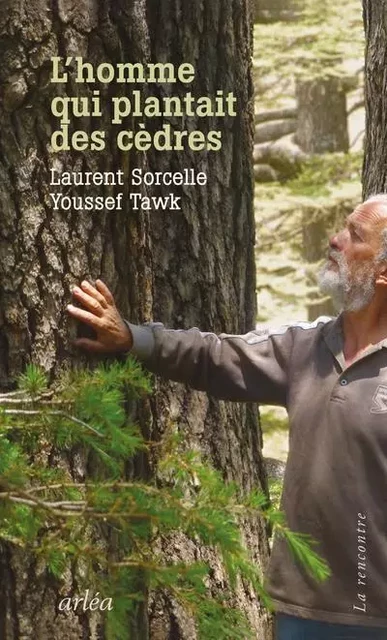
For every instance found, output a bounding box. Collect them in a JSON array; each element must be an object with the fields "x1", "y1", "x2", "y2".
[{"x1": 67, "y1": 280, "x2": 292, "y2": 405}]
